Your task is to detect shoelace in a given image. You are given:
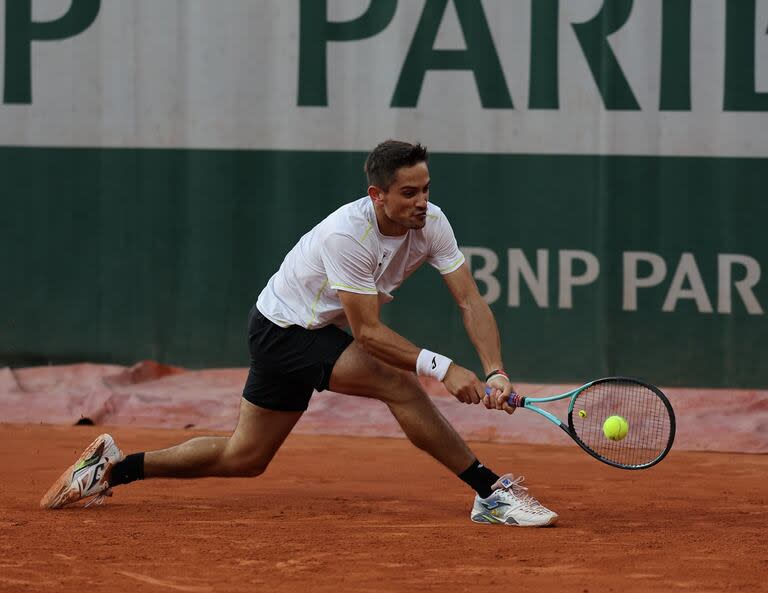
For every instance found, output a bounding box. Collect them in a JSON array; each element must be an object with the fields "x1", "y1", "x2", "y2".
[{"x1": 498, "y1": 476, "x2": 551, "y2": 516}]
